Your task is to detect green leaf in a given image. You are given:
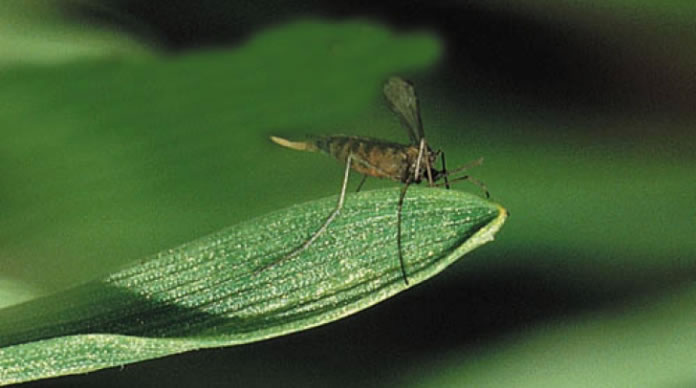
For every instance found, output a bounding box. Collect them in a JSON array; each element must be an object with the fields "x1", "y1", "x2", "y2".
[{"x1": 0, "y1": 187, "x2": 506, "y2": 385}]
